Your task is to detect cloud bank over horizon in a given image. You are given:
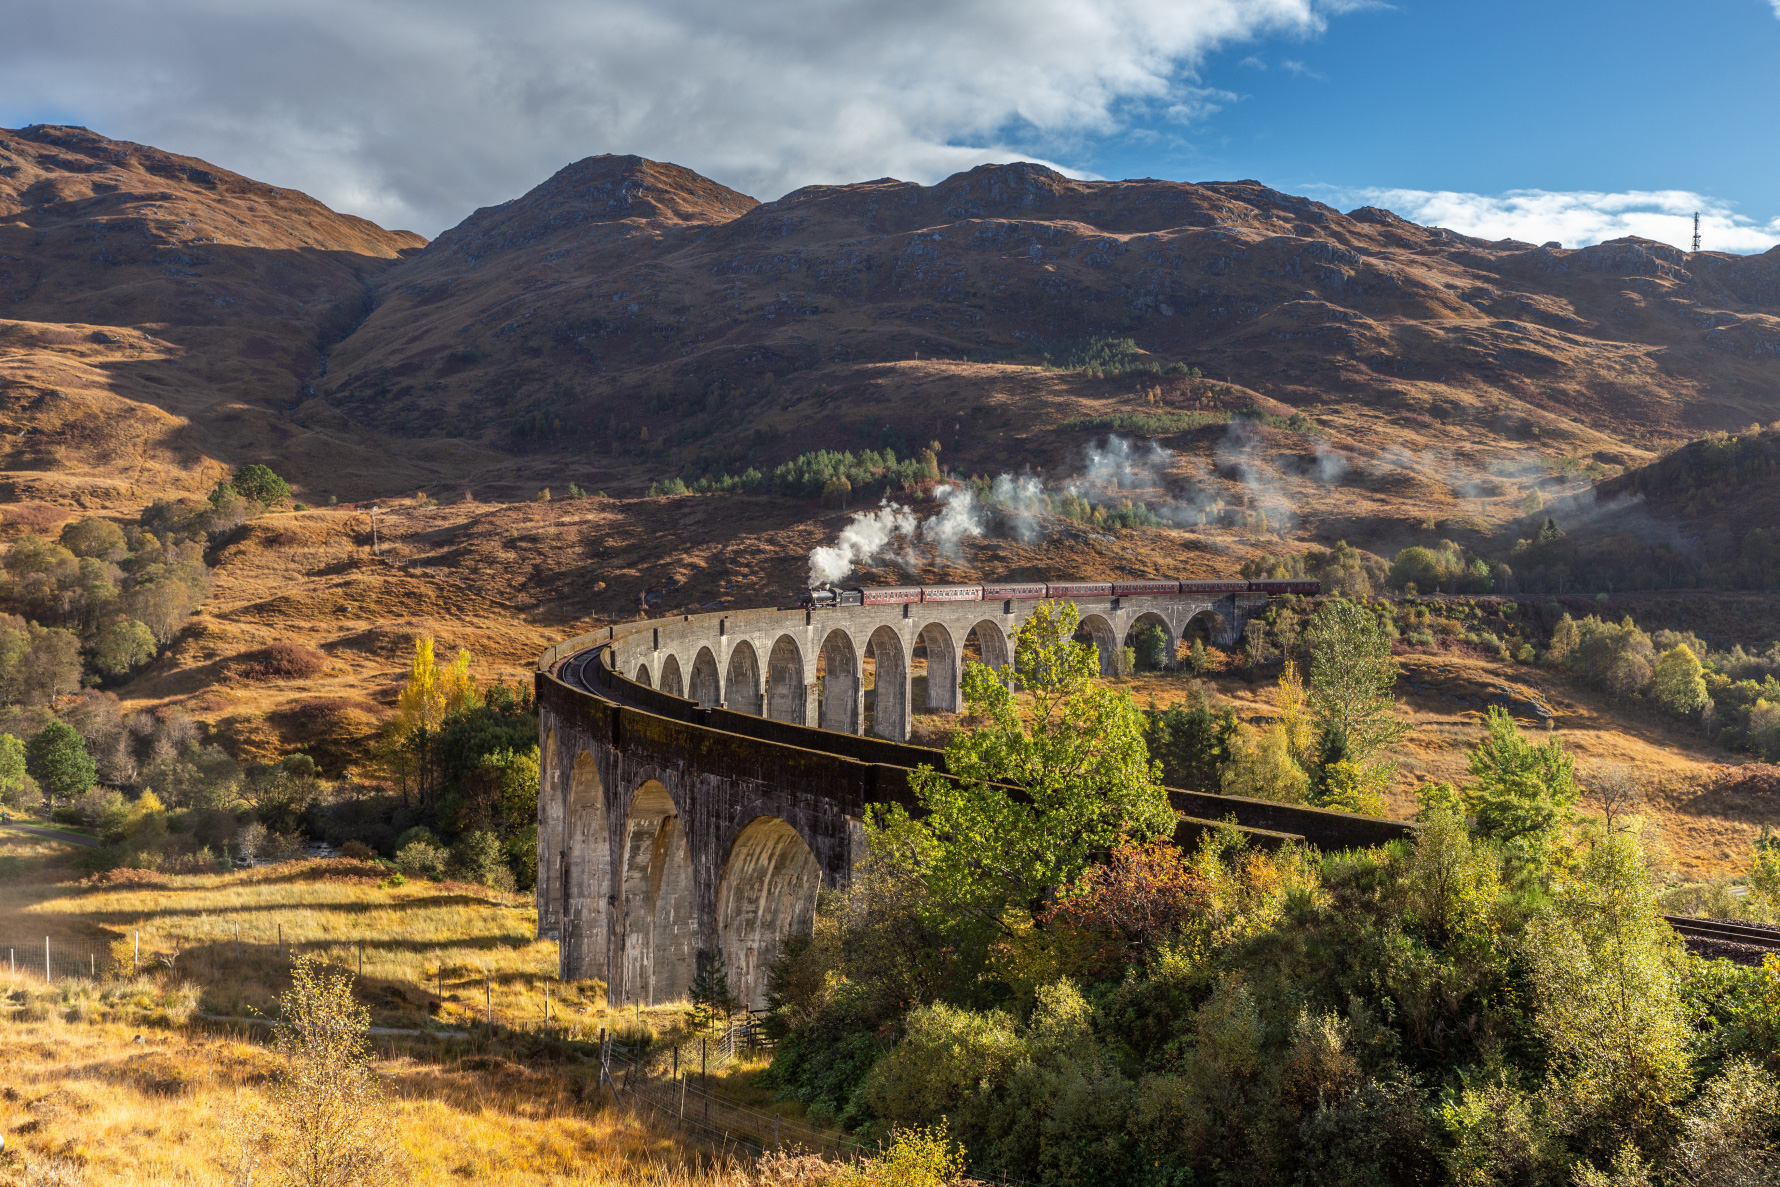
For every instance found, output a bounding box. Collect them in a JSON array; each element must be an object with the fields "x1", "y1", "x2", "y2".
[
  {"x1": 0, "y1": 0, "x2": 1346, "y2": 237},
  {"x1": 1334, "y1": 186, "x2": 1780, "y2": 255}
]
